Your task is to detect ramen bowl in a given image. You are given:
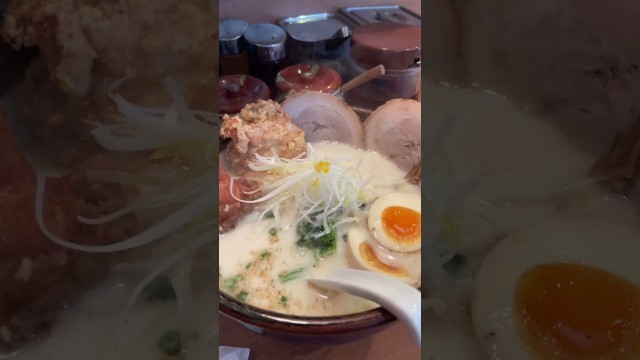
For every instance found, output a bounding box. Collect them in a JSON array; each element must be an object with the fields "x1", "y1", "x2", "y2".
[{"x1": 219, "y1": 292, "x2": 397, "y2": 344}]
